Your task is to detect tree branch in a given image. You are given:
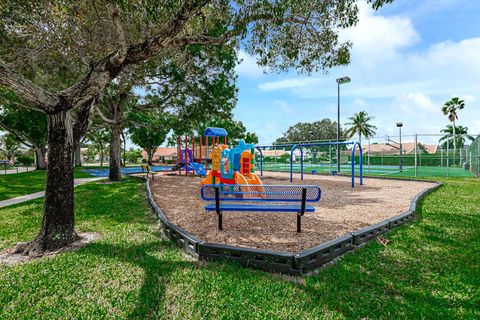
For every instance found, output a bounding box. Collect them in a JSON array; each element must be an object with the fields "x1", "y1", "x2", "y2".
[
  {"x1": 59, "y1": 1, "x2": 208, "y2": 113},
  {"x1": 96, "y1": 106, "x2": 117, "y2": 125},
  {"x1": 73, "y1": 98, "x2": 97, "y2": 148},
  {"x1": 170, "y1": 13, "x2": 312, "y2": 47},
  {"x1": 0, "y1": 62, "x2": 56, "y2": 111},
  {"x1": 108, "y1": 3, "x2": 128, "y2": 66},
  {"x1": 123, "y1": 0, "x2": 210, "y2": 65},
  {"x1": 136, "y1": 84, "x2": 179, "y2": 111},
  {"x1": 0, "y1": 121, "x2": 34, "y2": 148}
]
